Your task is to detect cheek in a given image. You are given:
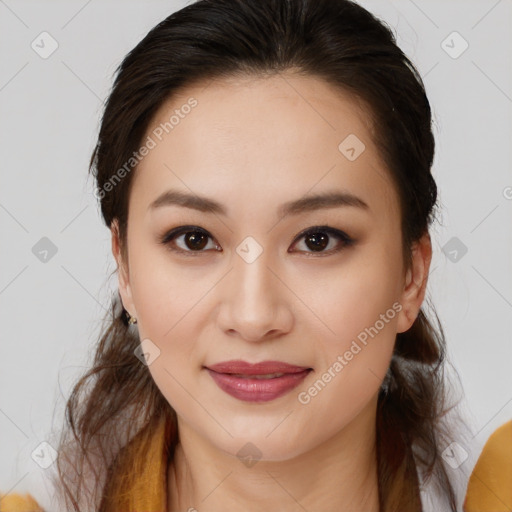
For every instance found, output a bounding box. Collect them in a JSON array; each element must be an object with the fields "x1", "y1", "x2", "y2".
[
  {"x1": 129, "y1": 252, "x2": 206, "y2": 413},
  {"x1": 126, "y1": 249, "x2": 217, "y2": 412},
  {"x1": 311, "y1": 245, "x2": 403, "y2": 346},
  {"x1": 128, "y1": 240, "x2": 215, "y2": 338},
  {"x1": 298, "y1": 264, "x2": 399, "y2": 432},
  {"x1": 303, "y1": 240, "x2": 402, "y2": 399}
]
